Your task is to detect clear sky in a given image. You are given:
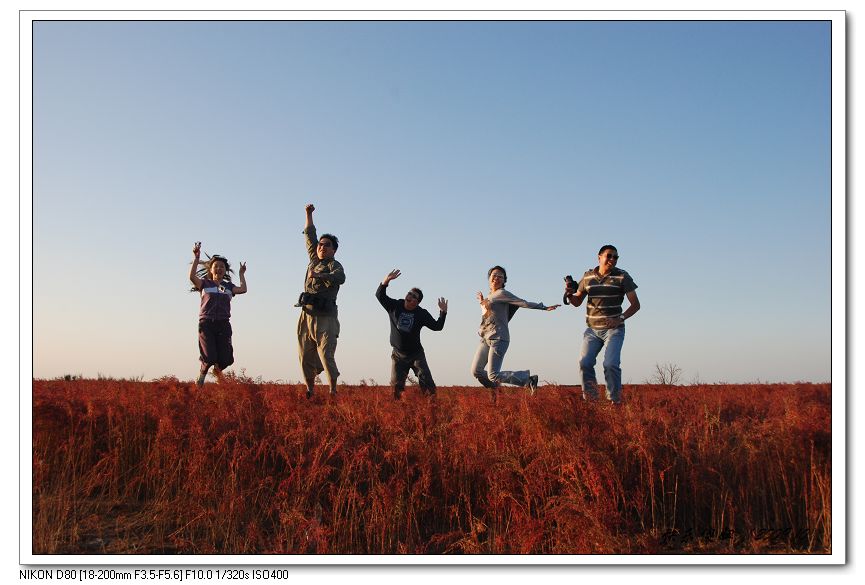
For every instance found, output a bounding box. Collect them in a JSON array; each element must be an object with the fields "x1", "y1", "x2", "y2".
[{"x1": 29, "y1": 17, "x2": 834, "y2": 385}]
